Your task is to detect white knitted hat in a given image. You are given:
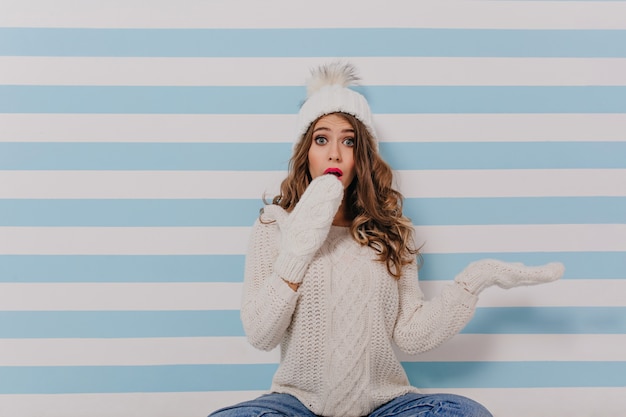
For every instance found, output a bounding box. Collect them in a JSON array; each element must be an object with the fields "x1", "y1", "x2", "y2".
[{"x1": 295, "y1": 62, "x2": 376, "y2": 147}]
